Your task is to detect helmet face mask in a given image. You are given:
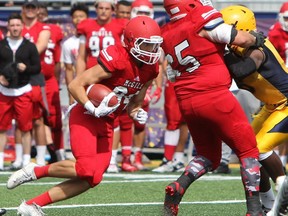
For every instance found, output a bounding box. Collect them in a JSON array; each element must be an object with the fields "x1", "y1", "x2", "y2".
[
  {"x1": 123, "y1": 16, "x2": 163, "y2": 65},
  {"x1": 130, "y1": 36, "x2": 163, "y2": 64},
  {"x1": 220, "y1": 5, "x2": 256, "y2": 31}
]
